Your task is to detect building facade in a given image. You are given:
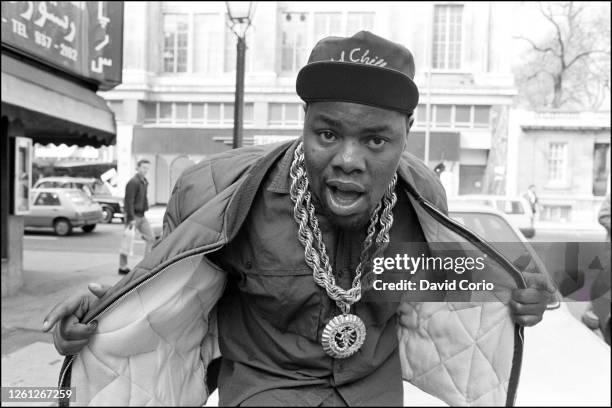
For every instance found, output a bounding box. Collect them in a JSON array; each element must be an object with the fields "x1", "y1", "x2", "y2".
[
  {"x1": 506, "y1": 110, "x2": 611, "y2": 225},
  {"x1": 1, "y1": 2, "x2": 123, "y2": 295},
  {"x1": 100, "y1": 1, "x2": 518, "y2": 204}
]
